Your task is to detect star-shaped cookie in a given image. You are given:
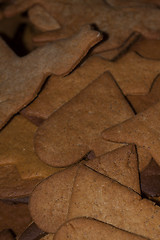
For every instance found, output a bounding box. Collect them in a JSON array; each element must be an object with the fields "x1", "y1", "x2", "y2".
[
  {"x1": 127, "y1": 74, "x2": 160, "y2": 113},
  {"x1": 102, "y1": 101, "x2": 160, "y2": 166}
]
